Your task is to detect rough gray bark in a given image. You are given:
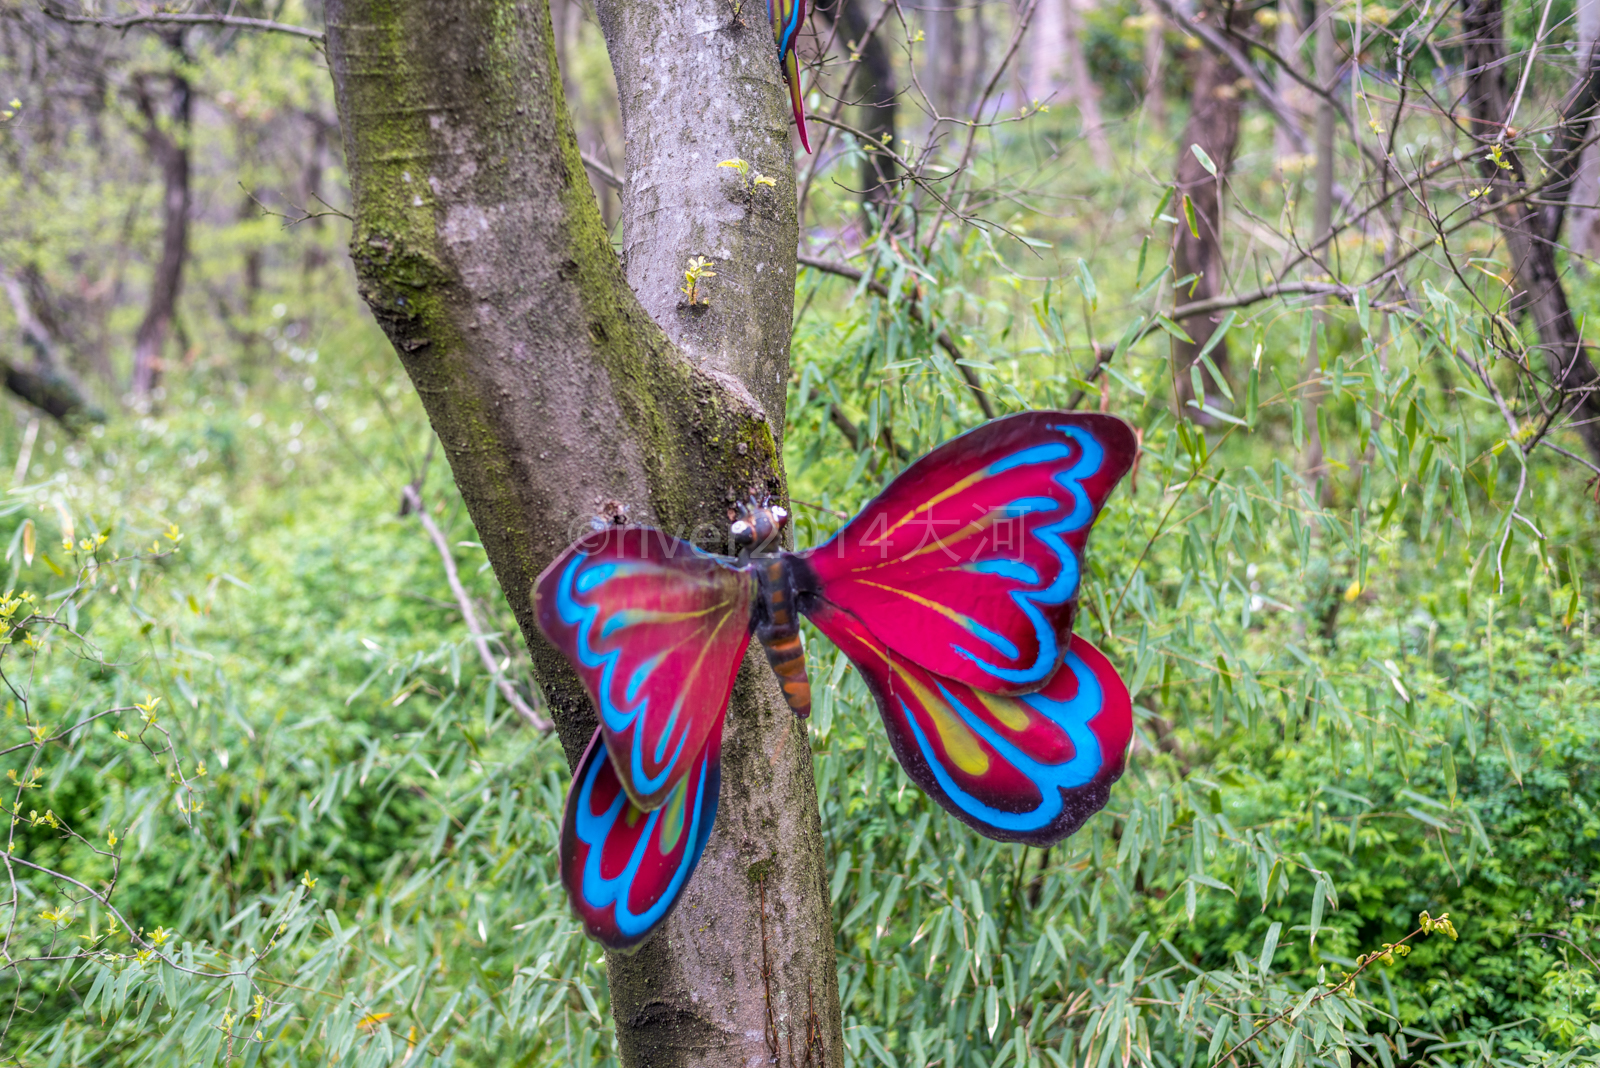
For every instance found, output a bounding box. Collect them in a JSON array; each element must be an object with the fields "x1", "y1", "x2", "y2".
[
  {"x1": 321, "y1": 2, "x2": 843, "y2": 1067},
  {"x1": 1461, "y1": 0, "x2": 1600, "y2": 464},
  {"x1": 594, "y1": 0, "x2": 801, "y2": 430}
]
